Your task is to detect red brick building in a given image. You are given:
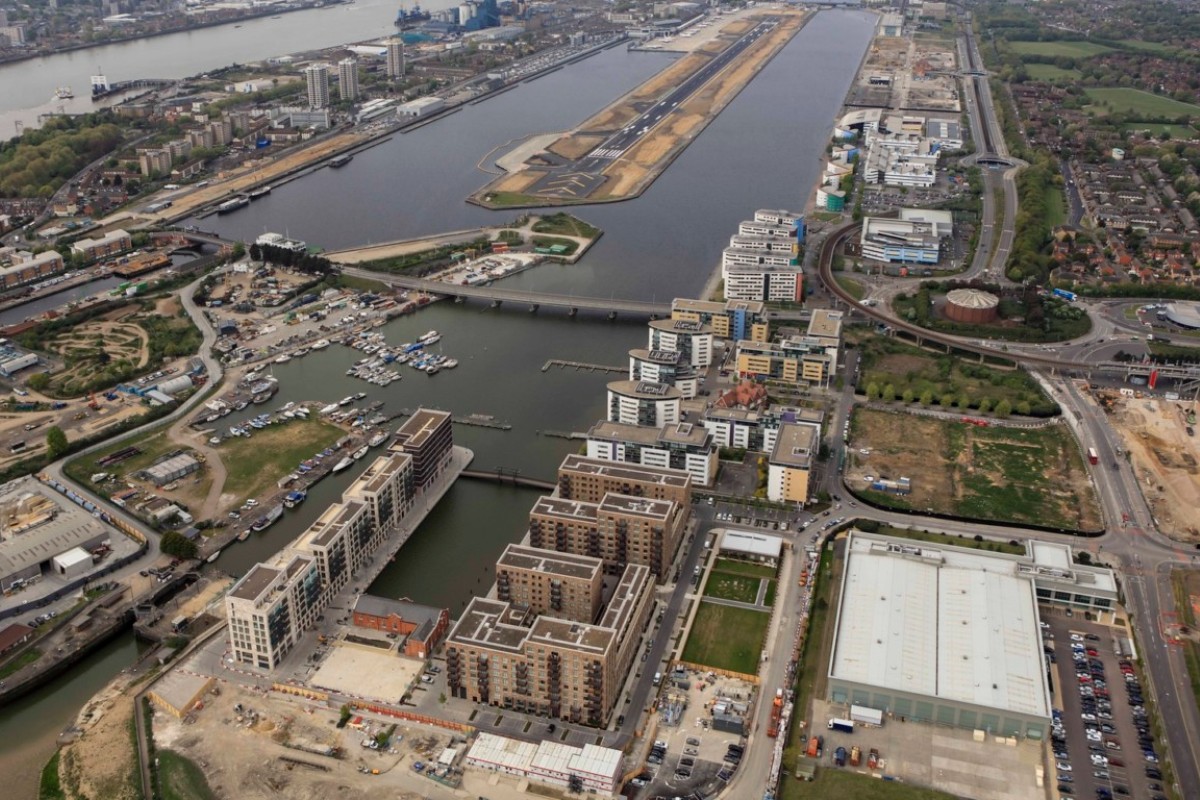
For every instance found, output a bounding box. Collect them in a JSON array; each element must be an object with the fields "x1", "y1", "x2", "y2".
[{"x1": 351, "y1": 595, "x2": 448, "y2": 659}]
